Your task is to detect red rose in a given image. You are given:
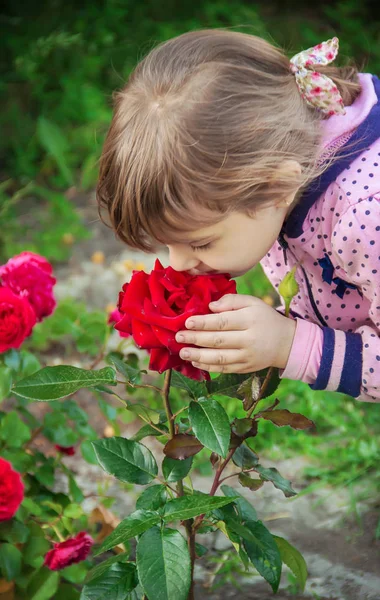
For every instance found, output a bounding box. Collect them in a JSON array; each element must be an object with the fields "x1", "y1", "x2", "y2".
[
  {"x1": 108, "y1": 308, "x2": 131, "y2": 338},
  {"x1": 0, "y1": 287, "x2": 37, "y2": 353},
  {"x1": 43, "y1": 531, "x2": 94, "y2": 571},
  {"x1": 55, "y1": 445, "x2": 75, "y2": 456},
  {"x1": 115, "y1": 259, "x2": 236, "y2": 380},
  {"x1": 0, "y1": 457, "x2": 24, "y2": 521},
  {"x1": 0, "y1": 251, "x2": 56, "y2": 321}
]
